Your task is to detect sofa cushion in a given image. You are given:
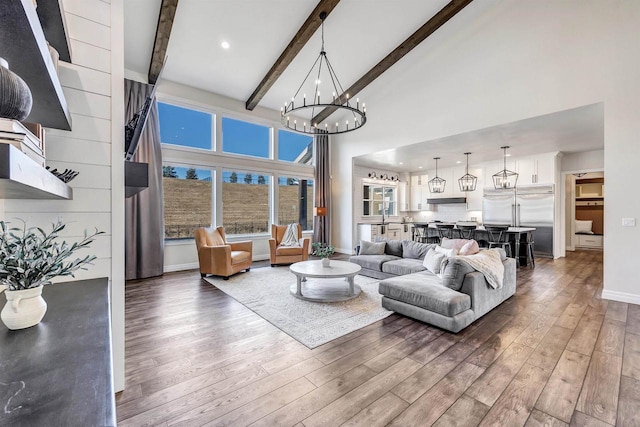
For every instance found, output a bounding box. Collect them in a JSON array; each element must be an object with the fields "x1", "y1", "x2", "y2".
[
  {"x1": 231, "y1": 250, "x2": 251, "y2": 264},
  {"x1": 349, "y1": 254, "x2": 400, "y2": 271},
  {"x1": 379, "y1": 273, "x2": 471, "y2": 317},
  {"x1": 382, "y1": 258, "x2": 426, "y2": 276},
  {"x1": 276, "y1": 246, "x2": 302, "y2": 256},
  {"x1": 441, "y1": 257, "x2": 476, "y2": 291},
  {"x1": 435, "y1": 245, "x2": 458, "y2": 258},
  {"x1": 402, "y1": 240, "x2": 434, "y2": 259},
  {"x1": 423, "y1": 248, "x2": 446, "y2": 275},
  {"x1": 360, "y1": 240, "x2": 386, "y2": 255},
  {"x1": 375, "y1": 238, "x2": 403, "y2": 257}
]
